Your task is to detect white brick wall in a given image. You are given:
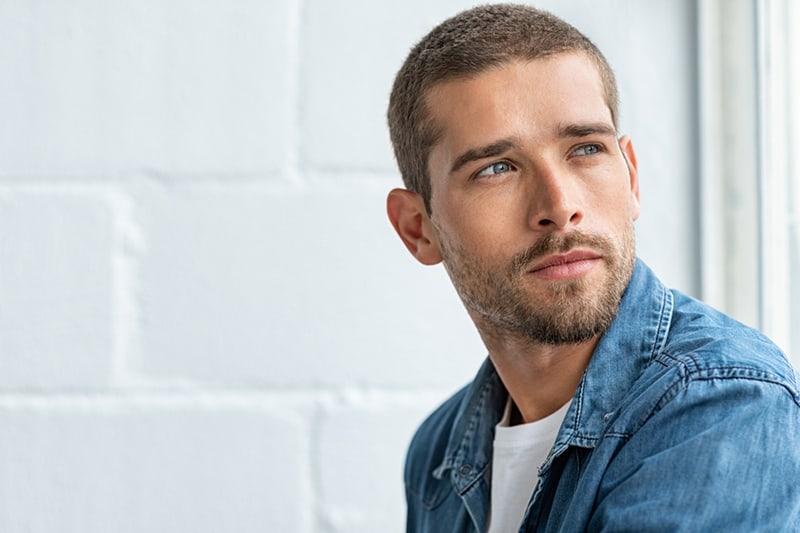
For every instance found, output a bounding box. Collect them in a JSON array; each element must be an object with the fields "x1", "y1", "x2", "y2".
[{"x1": 0, "y1": 1, "x2": 698, "y2": 532}]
